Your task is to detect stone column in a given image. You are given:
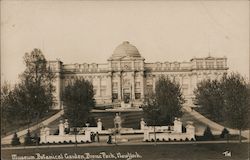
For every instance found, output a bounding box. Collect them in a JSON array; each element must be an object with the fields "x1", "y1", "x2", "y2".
[
  {"x1": 188, "y1": 74, "x2": 192, "y2": 95},
  {"x1": 192, "y1": 73, "x2": 197, "y2": 94},
  {"x1": 64, "y1": 119, "x2": 69, "y2": 130},
  {"x1": 140, "y1": 118, "x2": 146, "y2": 130},
  {"x1": 173, "y1": 118, "x2": 182, "y2": 133},
  {"x1": 97, "y1": 119, "x2": 102, "y2": 131},
  {"x1": 97, "y1": 77, "x2": 101, "y2": 97},
  {"x1": 117, "y1": 73, "x2": 122, "y2": 100},
  {"x1": 140, "y1": 72, "x2": 145, "y2": 99},
  {"x1": 99, "y1": 77, "x2": 102, "y2": 97},
  {"x1": 107, "y1": 73, "x2": 112, "y2": 101},
  {"x1": 59, "y1": 120, "x2": 65, "y2": 136},
  {"x1": 131, "y1": 72, "x2": 135, "y2": 100},
  {"x1": 153, "y1": 75, "x2": 156, "y2": 93},
  {"x1": 85, "y1": 130, "x2": 91, "y2": 142},
  {"x1": 180, "y1": 74, "x2": 184, "y2": 86}
]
